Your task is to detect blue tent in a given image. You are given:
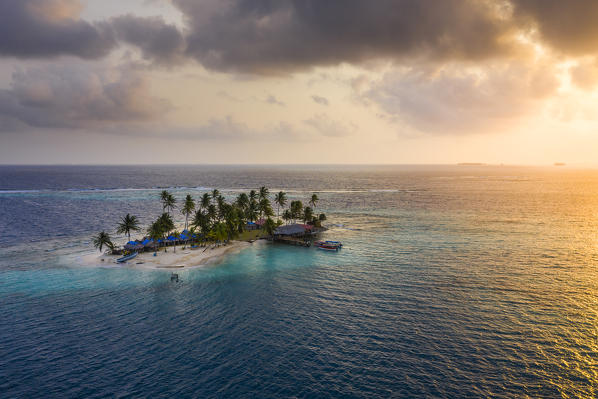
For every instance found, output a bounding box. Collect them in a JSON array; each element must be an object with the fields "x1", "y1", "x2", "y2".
[{"x1": 142, "y1": 238, "x2": 152, "y2": 245}]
